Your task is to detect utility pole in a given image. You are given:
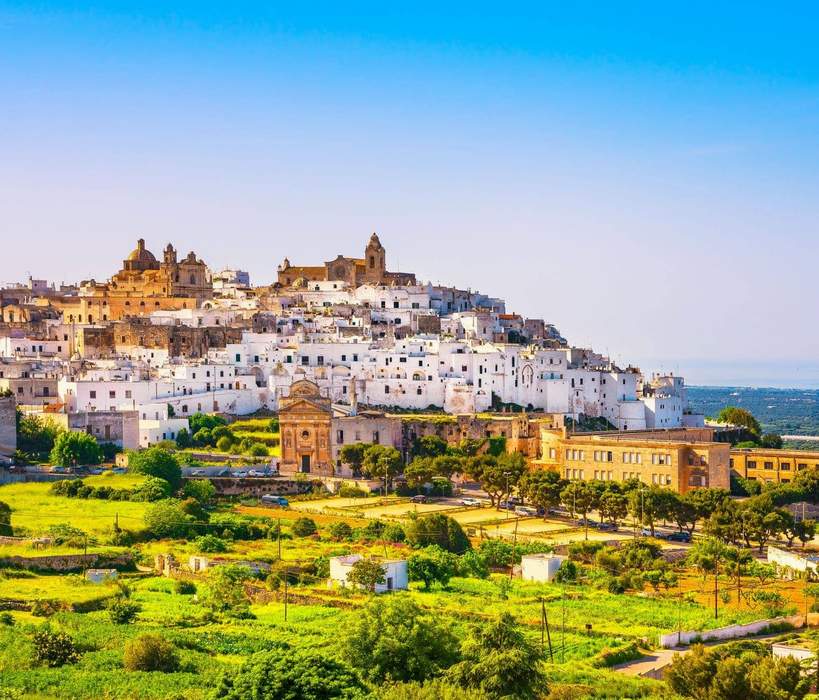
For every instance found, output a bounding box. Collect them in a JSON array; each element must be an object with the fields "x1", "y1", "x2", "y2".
[
  {"x1": 277, "y1": 518, "x2": 281, "y2": 560},
  {"x1": 561, "y1": 587, "x2": 566, "y2": 663},
  {"x1": 509, "y1": 519, "x2": 519, "y2": 580}
]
